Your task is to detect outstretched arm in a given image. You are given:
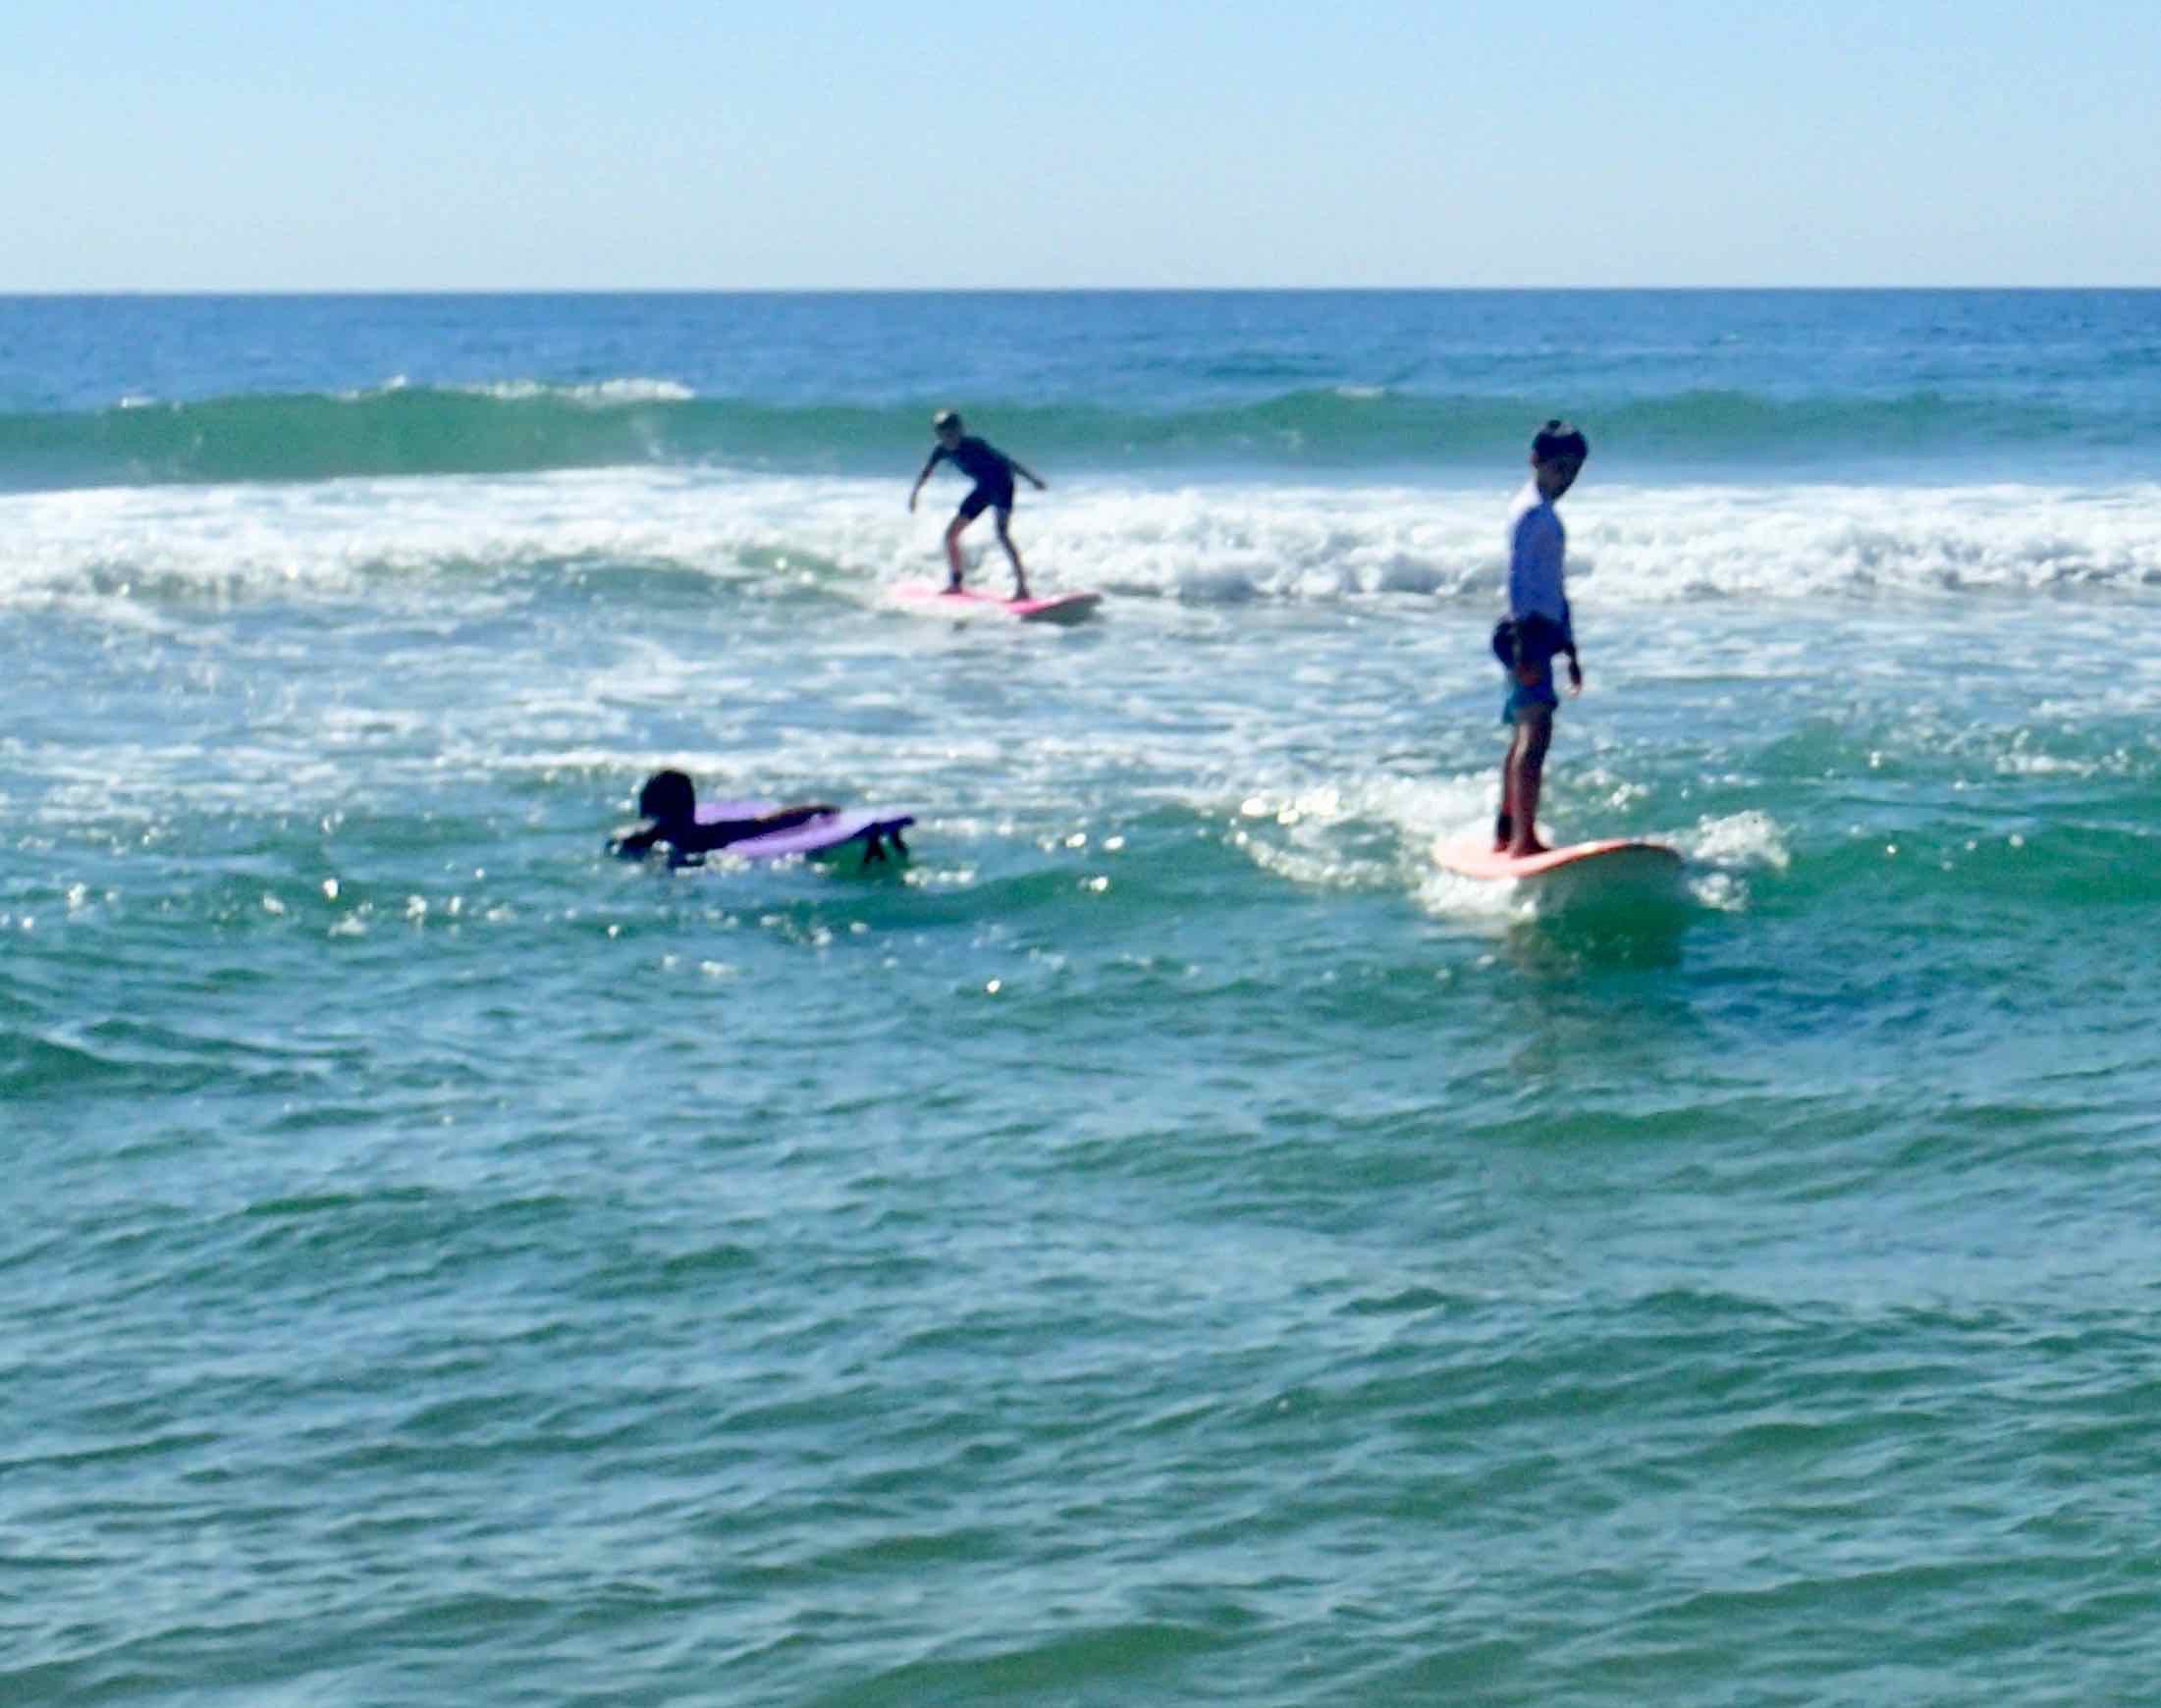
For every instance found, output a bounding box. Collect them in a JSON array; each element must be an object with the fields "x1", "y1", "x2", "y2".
[
  {"x1": 754, "y1": 803, "x2": 839, "y2": 834},
  {"x1": 690, "y1": 803, "x2": 841, "y2": 849},
  {"x1": 608, "y1": 823, "x2": 663, "y2": 859},
  {"x1": 907, "y1": 453, "x2": 943, "y2": 511}
]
